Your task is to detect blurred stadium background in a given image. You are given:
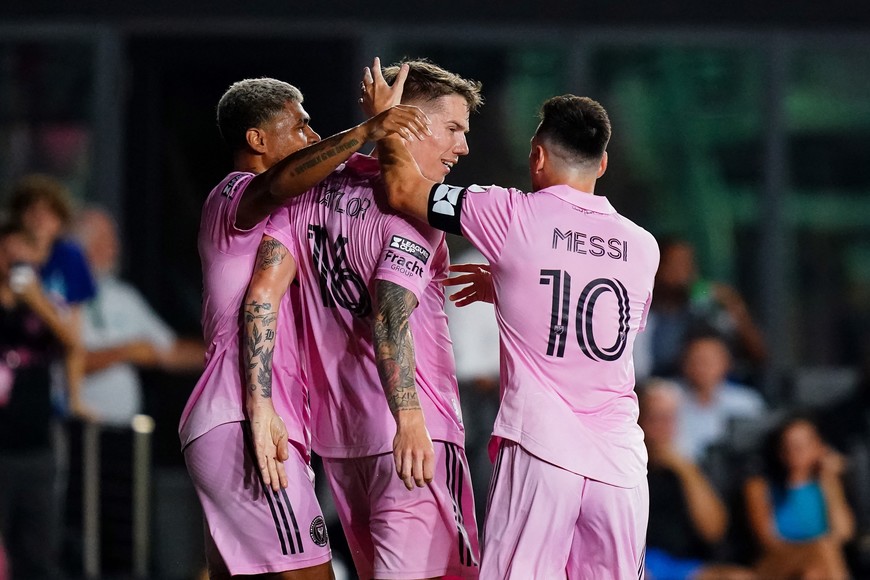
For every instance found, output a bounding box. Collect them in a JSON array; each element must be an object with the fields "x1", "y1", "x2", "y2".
[{"x1": 1, "y1": 1, "x2": 868, "y2": 578}]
